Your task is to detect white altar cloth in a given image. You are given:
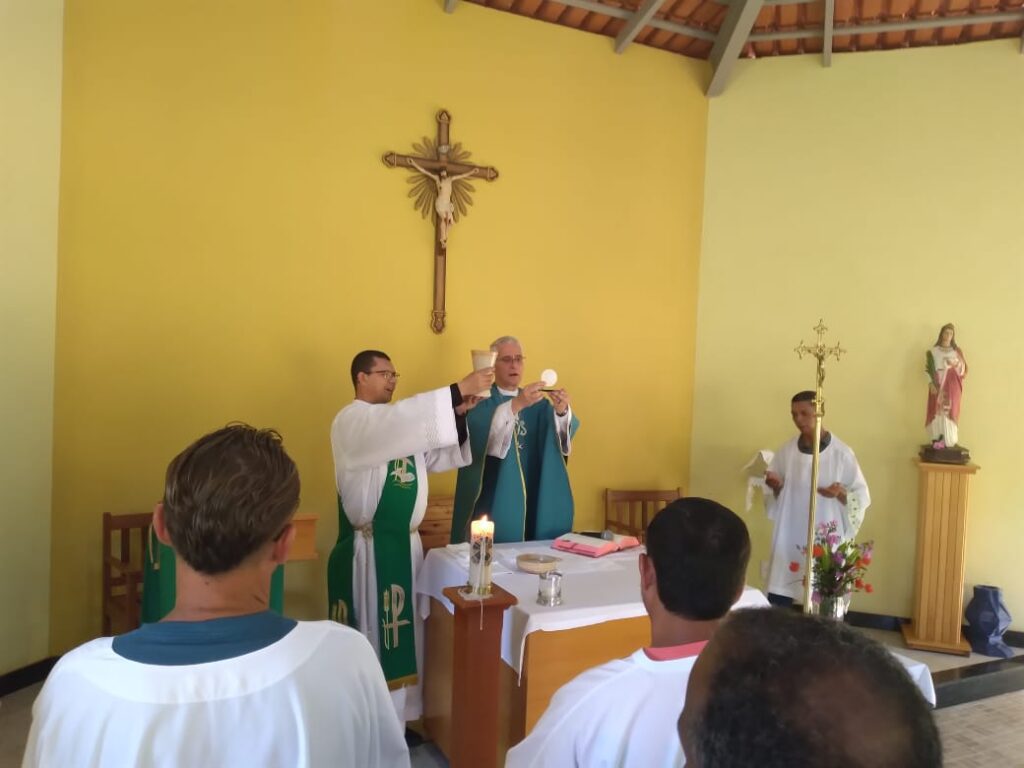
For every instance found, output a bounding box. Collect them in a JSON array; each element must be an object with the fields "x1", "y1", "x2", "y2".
[{"x1": 416, "y1": 540, "x2": 769, "y2": 673}]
